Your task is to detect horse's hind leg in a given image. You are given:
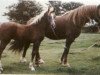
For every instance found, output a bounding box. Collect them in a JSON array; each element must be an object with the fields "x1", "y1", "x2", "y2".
[
  {"x1": 0, "y1": 40, "x2": 10, "y2": 73},
  {"x1": 20, "y1": 42, "x2": 30, "y2": 63}
]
